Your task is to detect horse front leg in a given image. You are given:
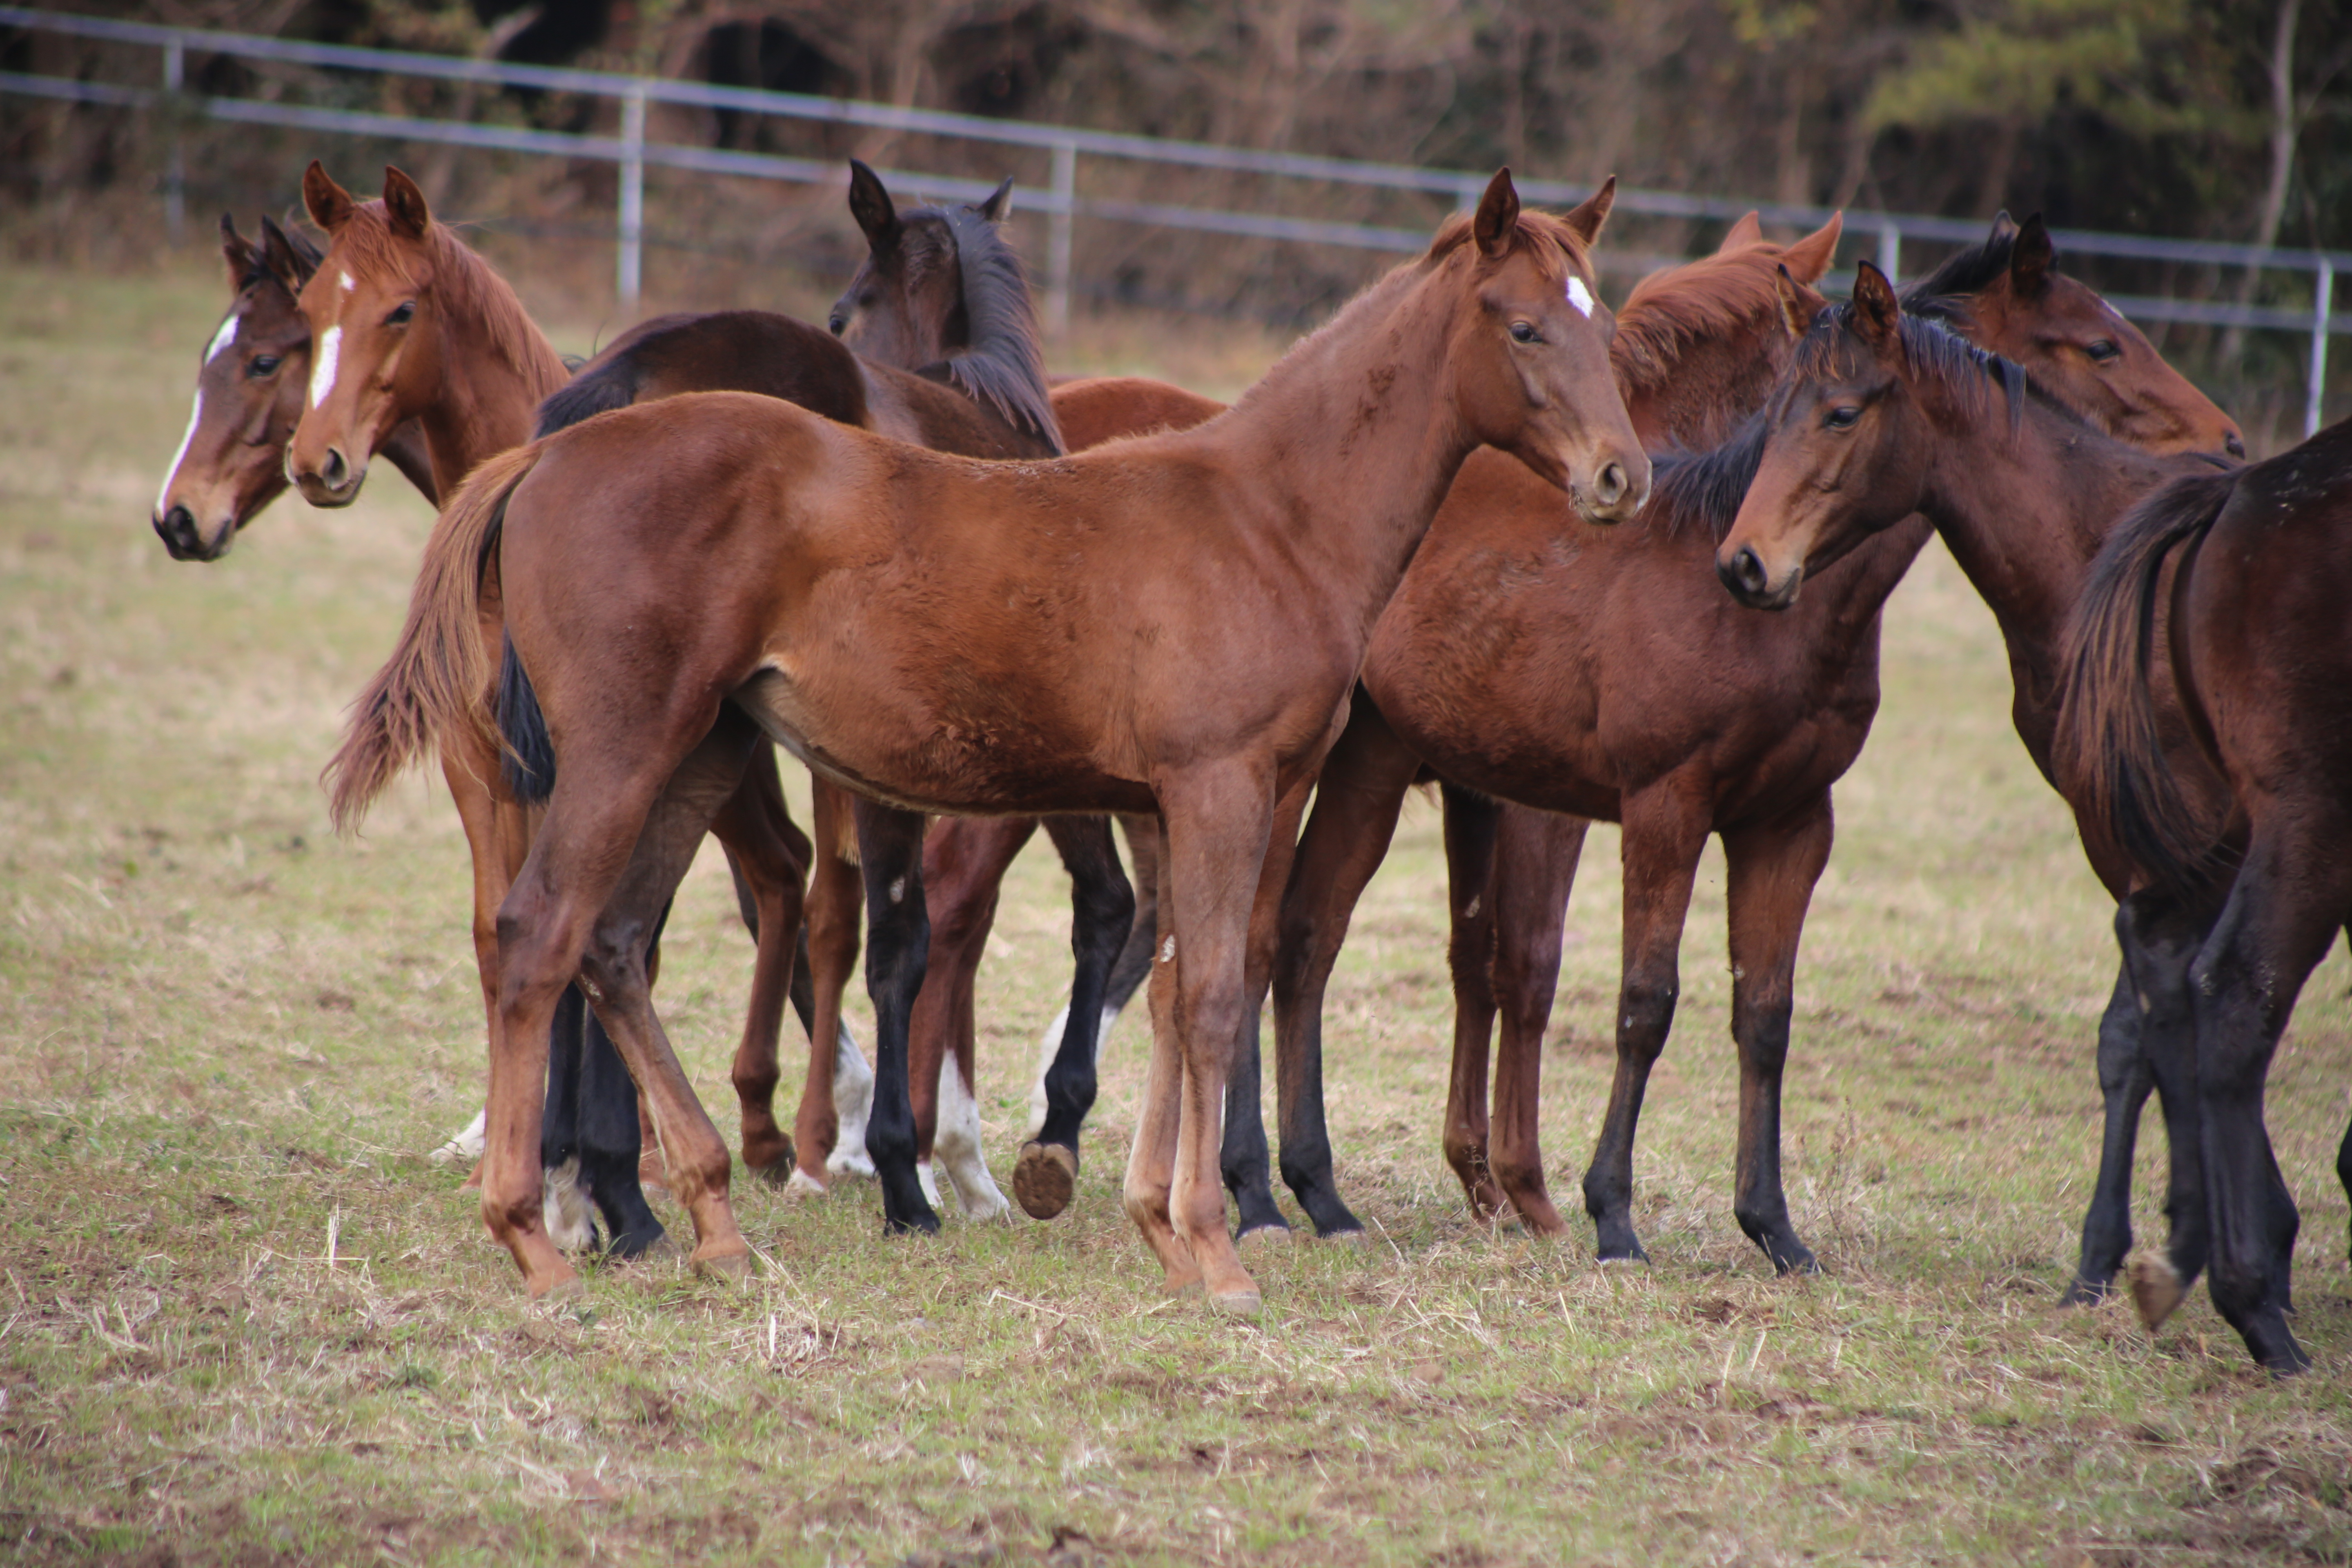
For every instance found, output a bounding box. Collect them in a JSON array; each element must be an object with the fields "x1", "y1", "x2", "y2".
[
  {"x1": 909, "y1": 816, "x2": 1032, "y2": 1218},
  {"x1": 1720, "y1": 795, "x2": 1833, "y2": 1275},
  {"x1": 1580, "y1": 780, "x2": 1710, "y2": 1265},
  {"x1": 852, "y1": 800, "x2": 942, "y2": 1234},
  {"x1": 2061, "y1": 960, "x2": 2156, "y2": 1304},
  {"x1": 794, "y1": 779, "x2": 871, "y2": 1189},
  {"x1": 1439, "y1": 784, "x2": 1504, "y2": 1217},
  {"x1": 1227, "y1": 777, "x2": 1311, "y2": 1241},
  {"x1": 1031, "y1": 814, "x2": 1160, "y2": 1136},
  {"x1": 1483, "y1": 804, "x2": 1587, "y2": 1238},
  {"x1": 2115, "y1": 890, "x2": 2214, "y2": 1332},
  {"x1": 1017, "y1": 815, "x2": 1134, "y2": 1219}
]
